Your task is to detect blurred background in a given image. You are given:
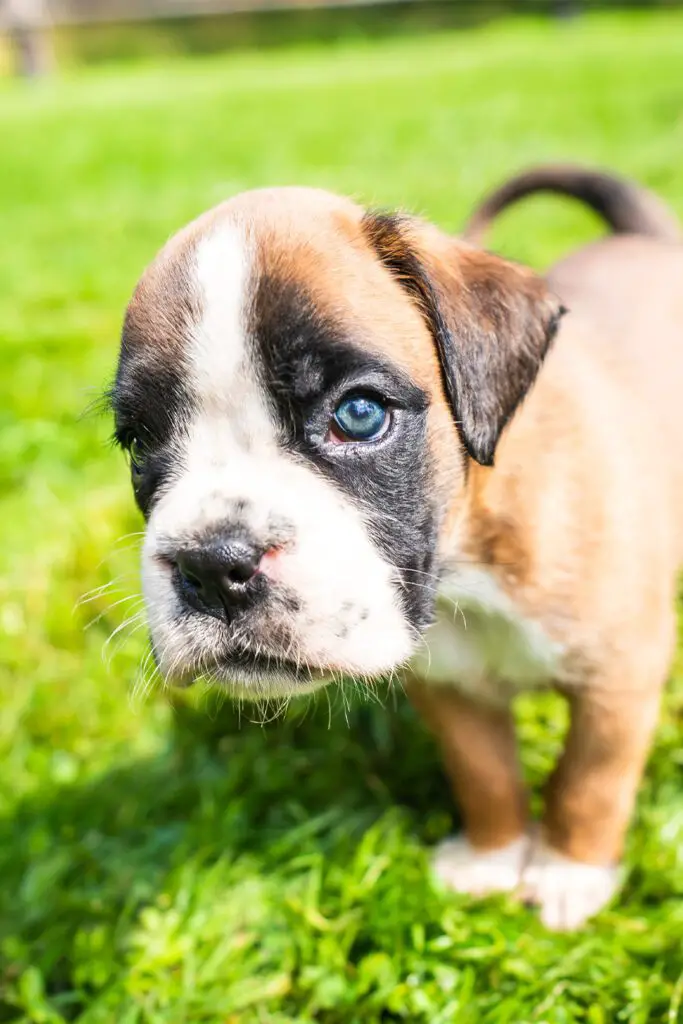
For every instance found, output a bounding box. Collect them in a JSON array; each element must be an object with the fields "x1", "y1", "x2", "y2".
[
  {"x1": 2, "y1": 2, "x2": 683, "y2": 1022},
  {"x1": 1, "y1": 0, "x2": 681, "y2": 75}
]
